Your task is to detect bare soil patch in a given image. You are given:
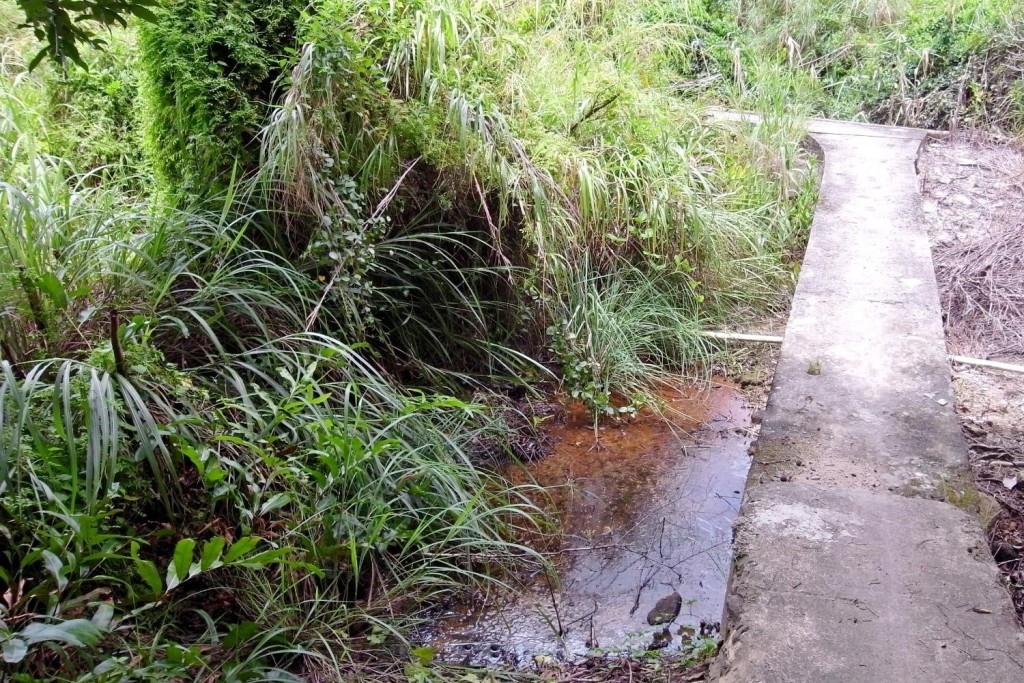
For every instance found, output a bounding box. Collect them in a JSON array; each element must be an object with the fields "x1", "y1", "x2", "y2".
[{"x1": 920, "y1": 132, "x2": 1024, "y2": 623}]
